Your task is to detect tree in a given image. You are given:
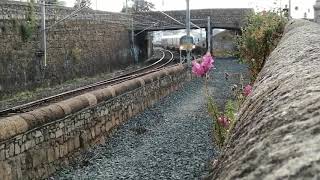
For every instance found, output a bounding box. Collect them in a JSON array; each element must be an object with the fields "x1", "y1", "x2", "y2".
[
  {"x1": 121, "y1": 0, "x2": 155, "y2": 13},
  {"x1": 74, "y1": 0, "x2": 91, "y2": 8},
  {"x1": 134, "y1": 0, "x2": 154, "y2": 12},
  {"x1": 46, "y1": 0, "x2": 66, "y2": 6}
]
